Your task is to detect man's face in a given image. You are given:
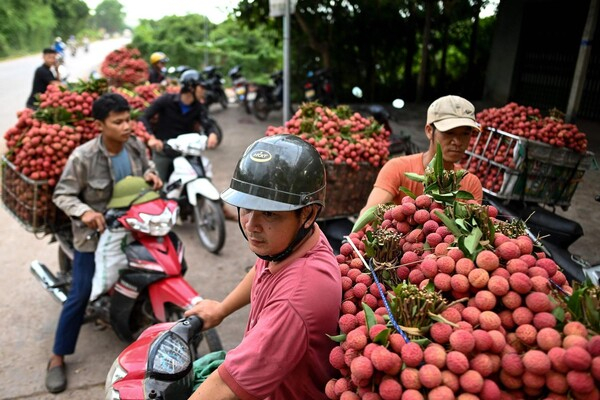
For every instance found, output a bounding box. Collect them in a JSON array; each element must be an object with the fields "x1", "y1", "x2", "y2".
[
  {"x1": 194, "y1": 85, "x2": 206, "y2": 101},
  {"x1": 427, "y1": 125, "x2": 475, "y2": 163},
  {"x1": 43, "y1": 53, "x2": 56, "y2": 66},
  {"x1": 98, "y1": 110, "x2": 132, "y2": 144},
  {"x1": 239, "y1": 208, "x2": 308, "y2": 257}
]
